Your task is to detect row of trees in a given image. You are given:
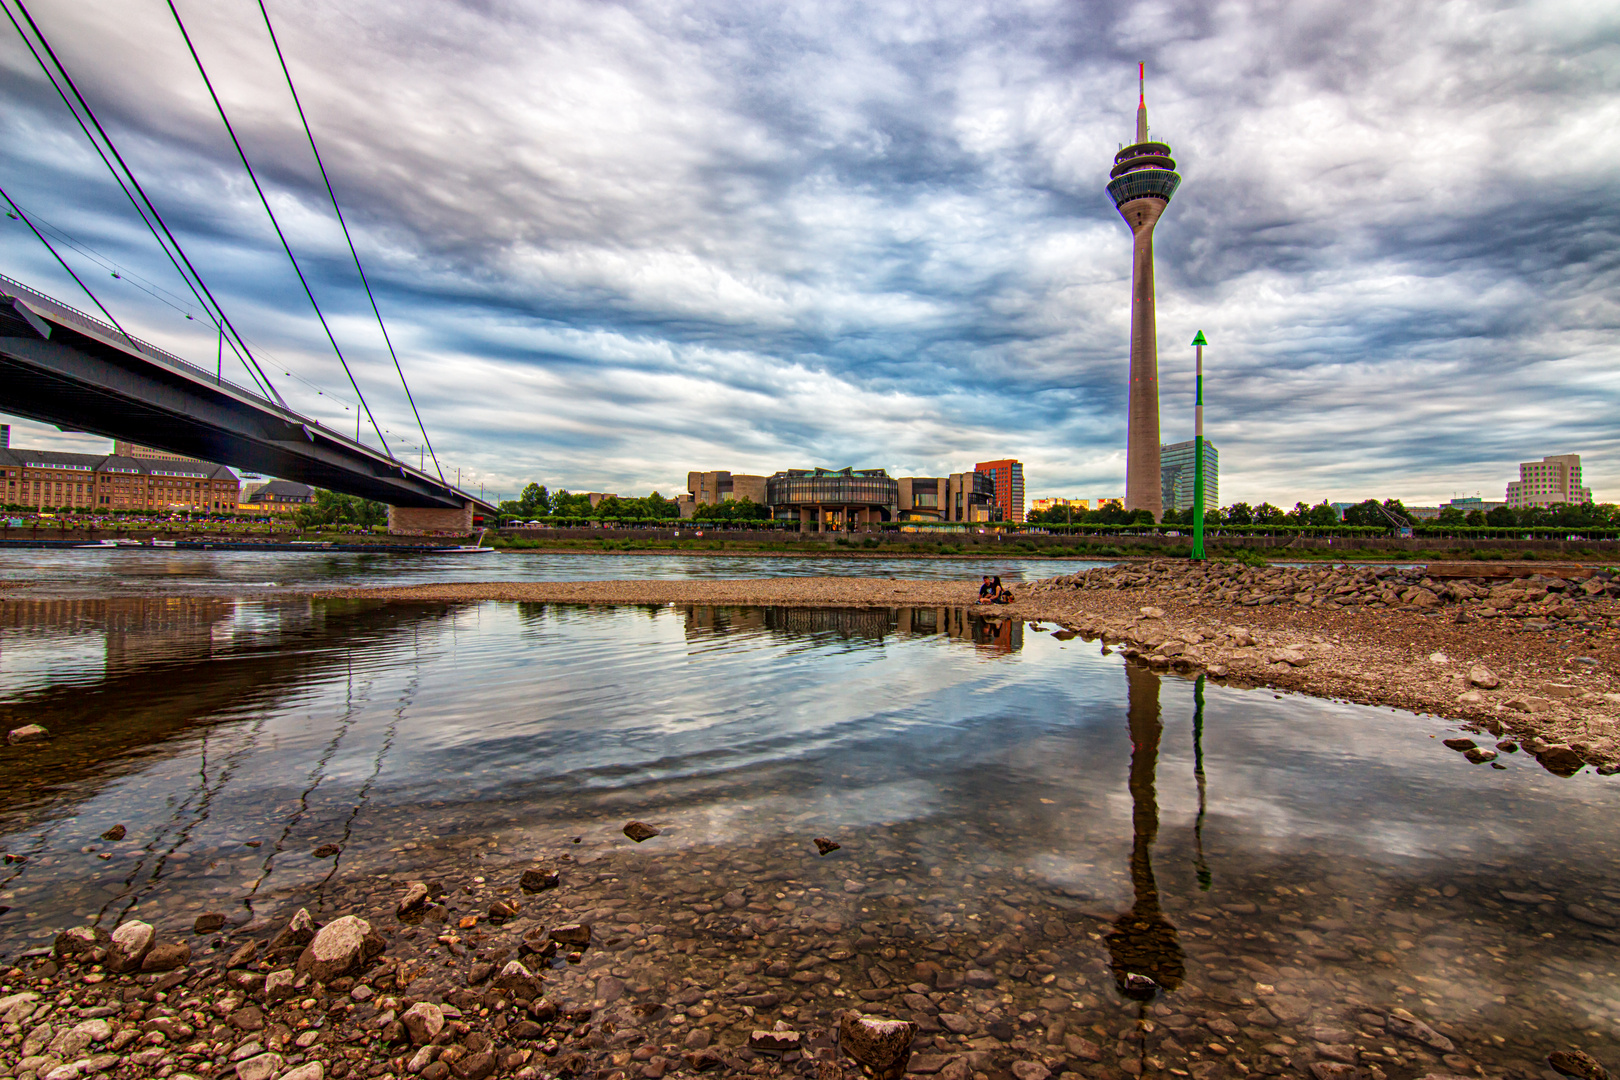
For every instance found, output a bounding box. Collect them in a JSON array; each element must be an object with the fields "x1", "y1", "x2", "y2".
[
  {"x1": 292, "y1": 489, "x2": 388, "y2": 529},
  {"x1": 497, "y1": 483, "x2": 684, "y2": 521},
  {"x1": 1032, "y1": 497, "x2": 1620, "y2": 530}
]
